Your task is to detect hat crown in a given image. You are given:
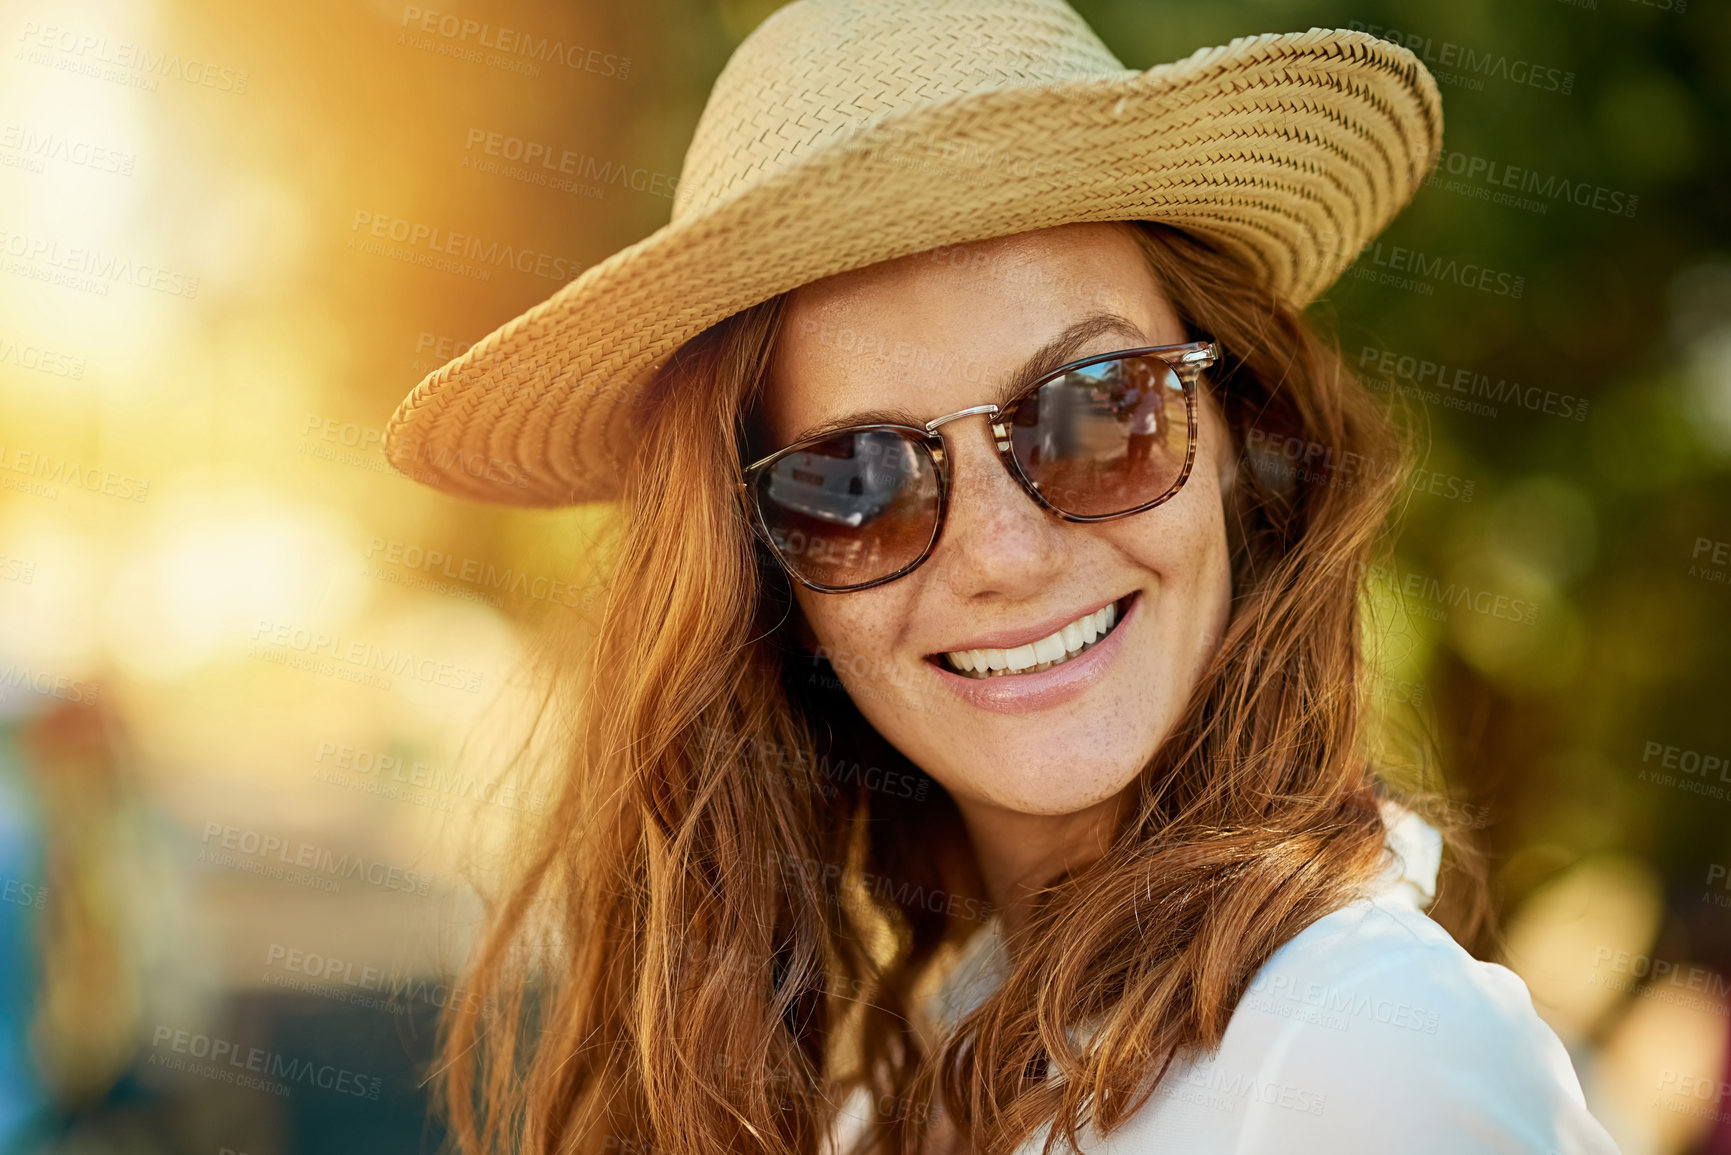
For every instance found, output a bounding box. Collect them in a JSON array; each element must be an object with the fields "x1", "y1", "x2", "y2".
[{"x1": 672, "y1": 0, "x2": 1125, "y2": 222}]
